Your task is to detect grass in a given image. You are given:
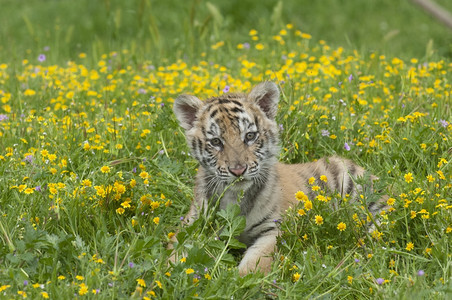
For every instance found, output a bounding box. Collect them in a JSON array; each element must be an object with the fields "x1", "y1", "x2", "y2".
[{"x1": 0, "y1": 0, "x2": 451, "y2": 299}]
